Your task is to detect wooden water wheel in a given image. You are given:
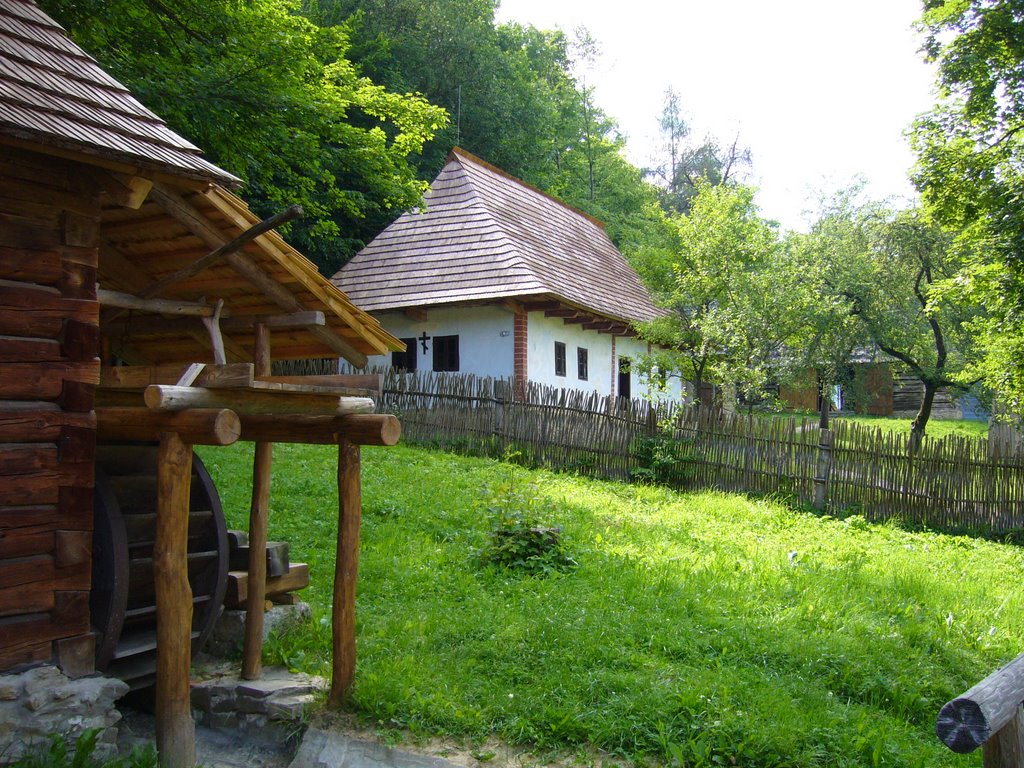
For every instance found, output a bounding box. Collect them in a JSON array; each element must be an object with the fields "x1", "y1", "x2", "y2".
[{"x1": 90, "y1": 443, "x2": 229, "y2": 689}]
